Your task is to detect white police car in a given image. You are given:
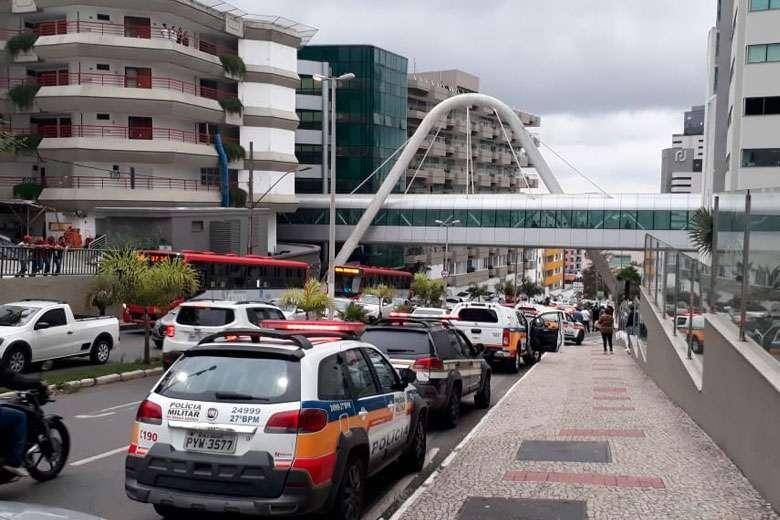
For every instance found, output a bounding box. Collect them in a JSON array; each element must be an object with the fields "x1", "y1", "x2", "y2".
[{"x1": 125, "y1": 322, "x2": 428, "y2": 520}]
